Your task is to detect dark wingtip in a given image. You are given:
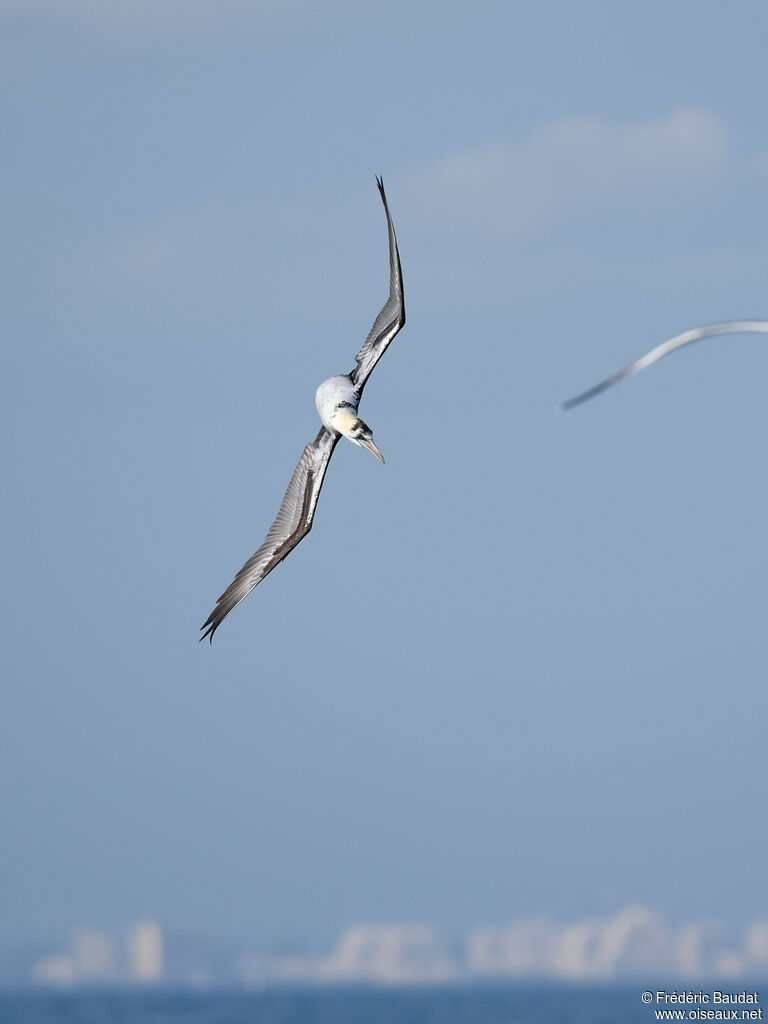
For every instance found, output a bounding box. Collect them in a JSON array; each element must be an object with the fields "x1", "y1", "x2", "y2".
[
  {"x1": 556, "y1": 371, "x2": 630, "y2": 412},
  {"x1": 199, "y1": 618, "x2": 218, "y2": 644},
  {"x1": 556, "y1": 395, "x2": 585, "y2": 413},
  {"x1": 555, "y1": 393, "x2": 595, "y2": 413},
  {"x1": 376, "y1": 175, "x2": 385, "y2": 197}
]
